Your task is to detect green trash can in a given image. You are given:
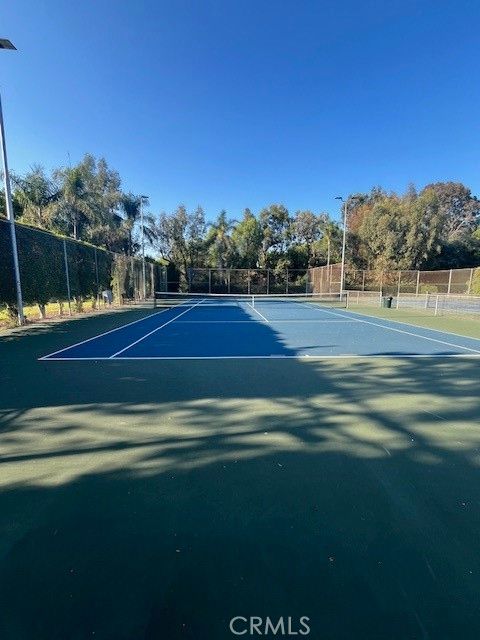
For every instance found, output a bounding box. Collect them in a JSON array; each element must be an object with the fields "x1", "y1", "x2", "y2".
[{"x1": 382, "y1": 296, "x2": 393, "y2": 308}]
